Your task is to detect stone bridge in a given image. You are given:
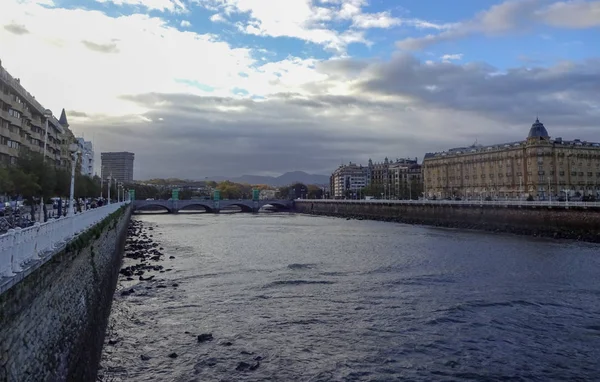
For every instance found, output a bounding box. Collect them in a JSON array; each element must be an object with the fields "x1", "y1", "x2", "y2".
[{"x1": 132, "y1": 199, "x2": 294, "y2": 213}]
